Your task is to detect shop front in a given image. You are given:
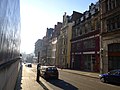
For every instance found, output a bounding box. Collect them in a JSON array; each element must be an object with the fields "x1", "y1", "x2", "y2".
[
  {"x1": 71, "y1": 36, "x2": 100, "y2": 72},
  {"x1": 108, "y1": 43, "x2": 120, "y2": 71}
]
